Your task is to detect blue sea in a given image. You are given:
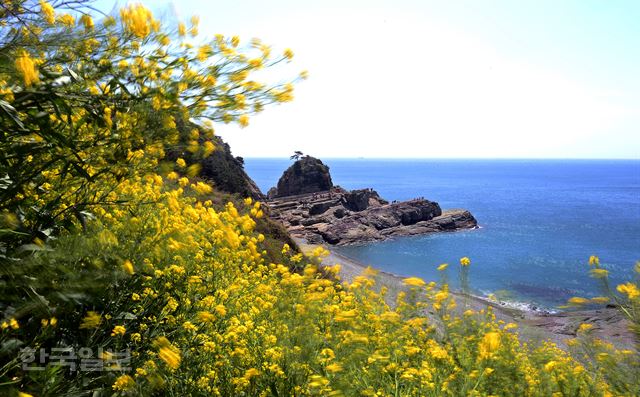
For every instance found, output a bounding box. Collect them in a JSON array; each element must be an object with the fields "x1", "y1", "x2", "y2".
[{"x1": 244, "y1": 159, "x2": 640, "y2": 309}]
